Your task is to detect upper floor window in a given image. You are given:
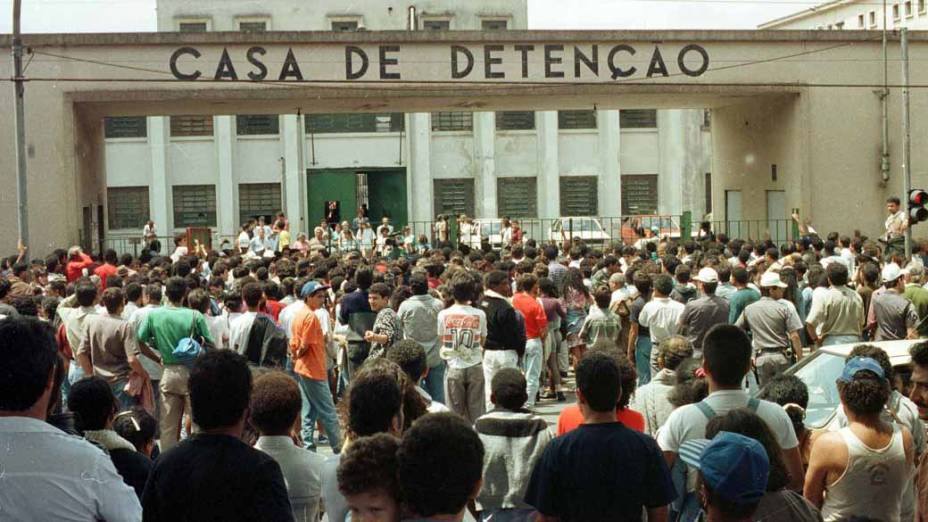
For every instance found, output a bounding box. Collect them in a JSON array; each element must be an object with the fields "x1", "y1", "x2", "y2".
[
  {"x1": 331, "y1": 20, "x2": 360, "y2": 32},
  {"x1": 104, "y1": 117, "x2": 147, "y2": 139},
  {"x1": 858, "y1": 14, "x2": 865, "y2": 27},
  {"x1": 423, "y1": 20, "x2": 450, "y2": 31},
  {"x1": 558, "y1": 110, "x2": 596, "y2": 130},
  {"x1": 239, "y1": 20, "x2": 268, "y2": 32},
  {"x1": 177, "y1": 20, "x2": 209, "y2": 32},
  {"x1": 620, "y1": 109, "x2": 658, "y2": 129},
  {"x1": 170, "y1": 115, "x2": 214, "y2": 137},
  {"x1": 481, "y1": 19, "x2": 508, "y2": 30}
]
